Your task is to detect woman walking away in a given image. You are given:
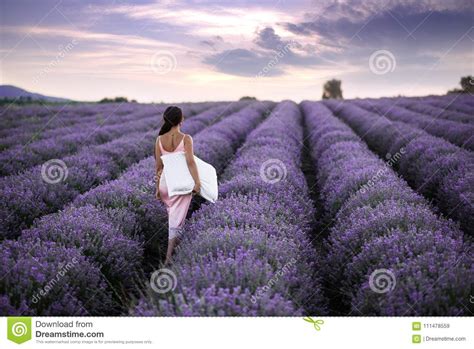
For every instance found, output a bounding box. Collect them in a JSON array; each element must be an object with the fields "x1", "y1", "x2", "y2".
[{"x1": 155, "y1": 106, "x2": 201, "y2": 265}]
